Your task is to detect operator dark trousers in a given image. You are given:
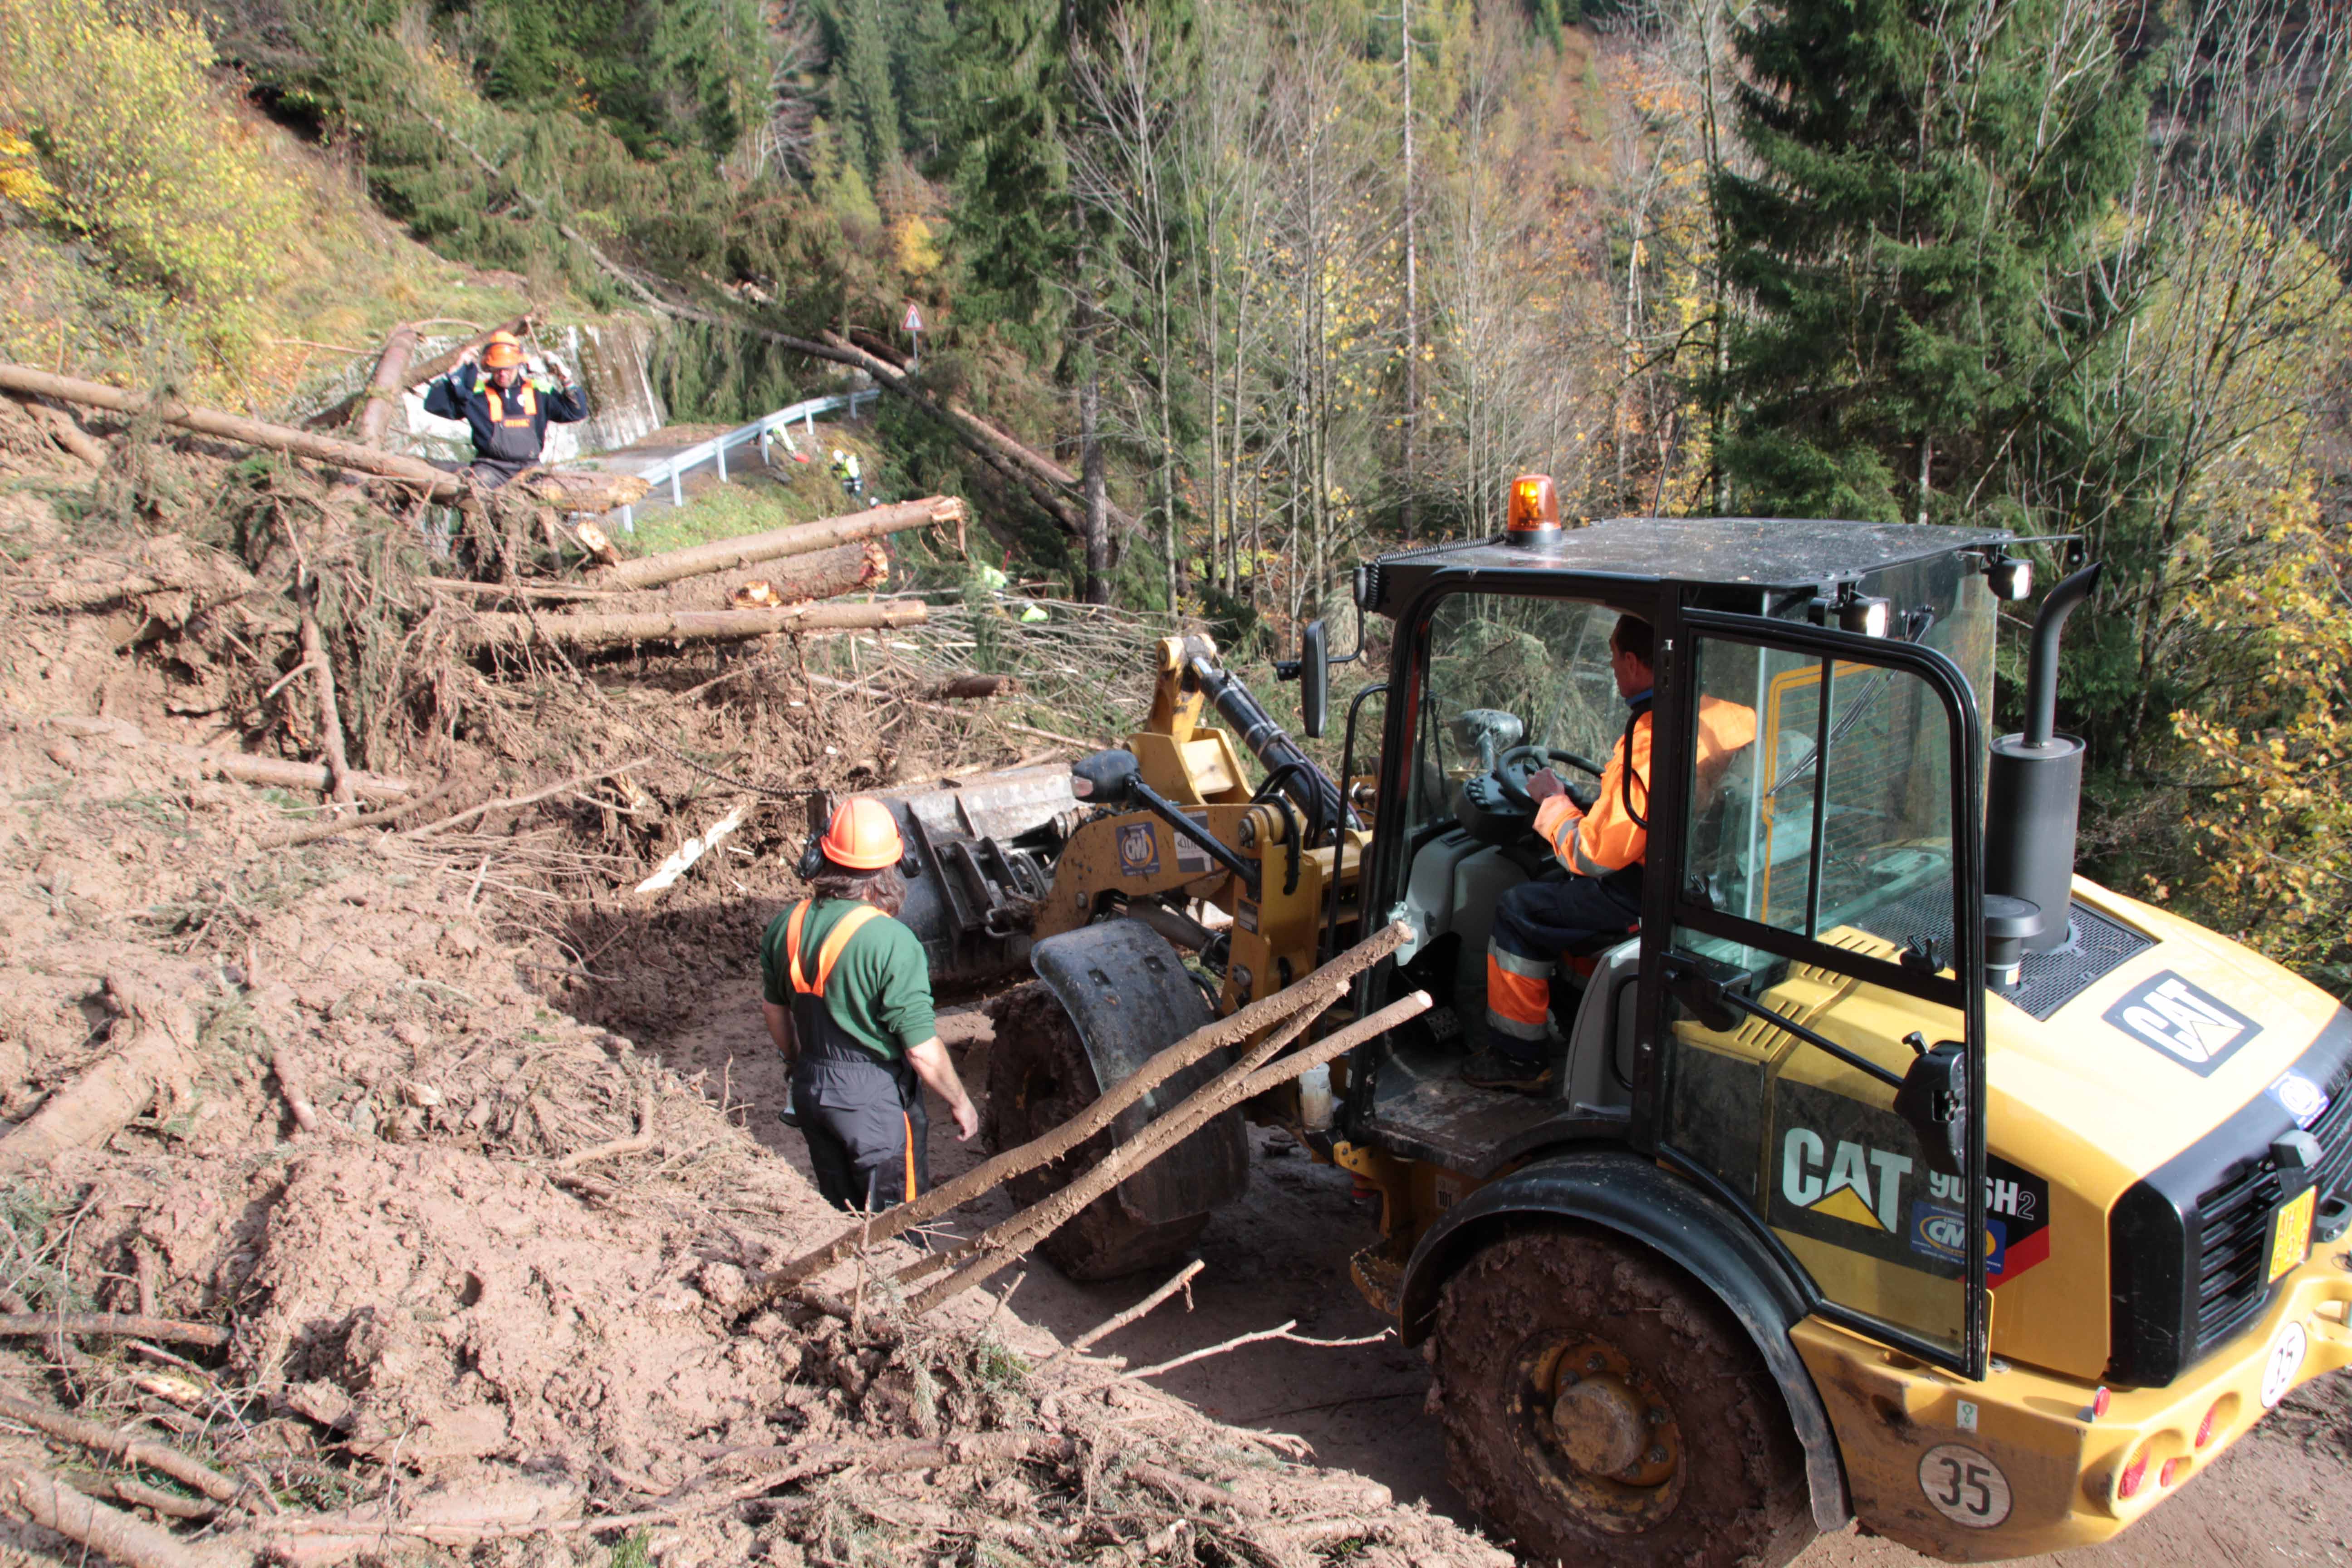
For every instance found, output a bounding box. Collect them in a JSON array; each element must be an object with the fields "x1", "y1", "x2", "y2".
[
  {"x1": 789, "y1": 1034, "x2": 931, "y2": 1213},
  {"x1": 1484, "y1": 867, "x2": 1642, "y2": 1063}
]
